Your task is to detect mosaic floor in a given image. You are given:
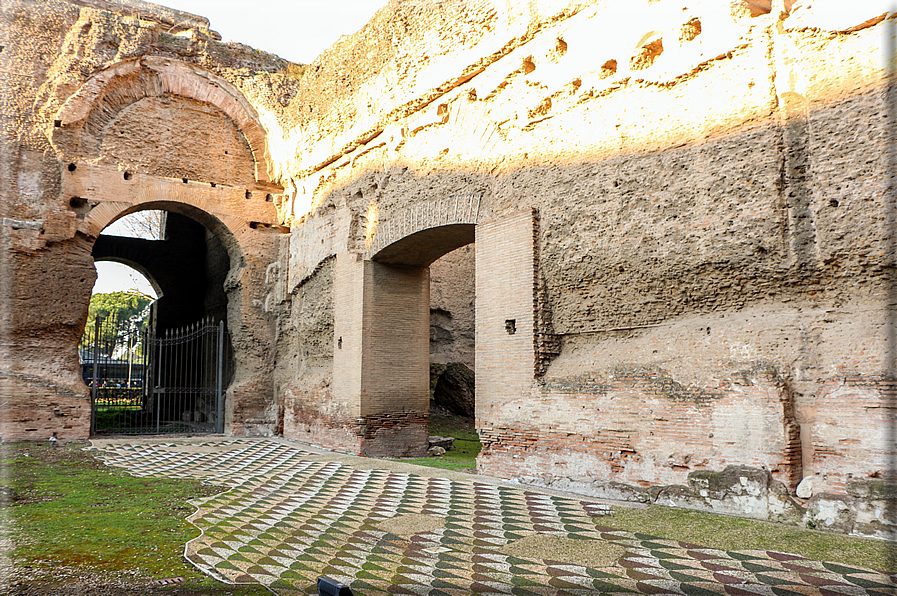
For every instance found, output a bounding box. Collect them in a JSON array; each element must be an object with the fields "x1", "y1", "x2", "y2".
[{"x1": 89, "y1": 438, "x2": 897, "y2": 595}]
